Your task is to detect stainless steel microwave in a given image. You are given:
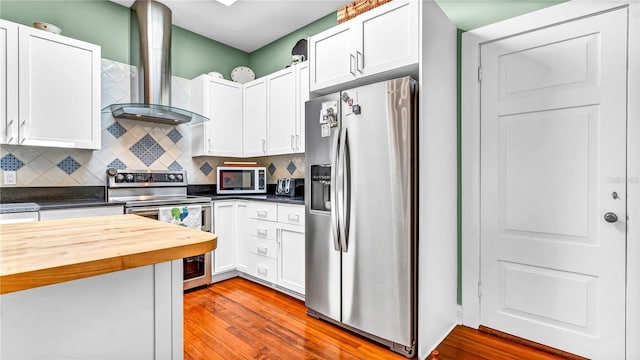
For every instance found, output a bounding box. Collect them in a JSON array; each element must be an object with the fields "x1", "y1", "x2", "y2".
[{"x1": 216, "y1": 166, "x2": 266, "y2": 194}]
